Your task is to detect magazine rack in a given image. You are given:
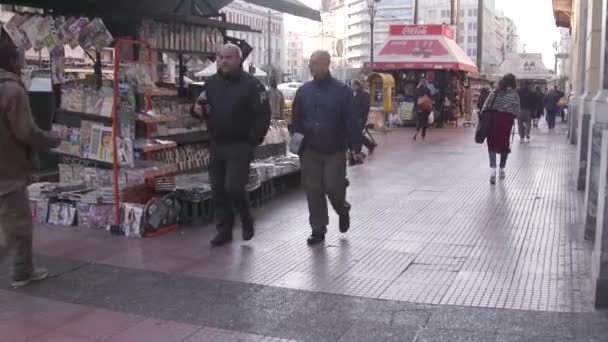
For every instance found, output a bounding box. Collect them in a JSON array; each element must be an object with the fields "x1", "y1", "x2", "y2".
[{"x1": 111, "y1": 38, "x2": 179, "y2": 235}]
